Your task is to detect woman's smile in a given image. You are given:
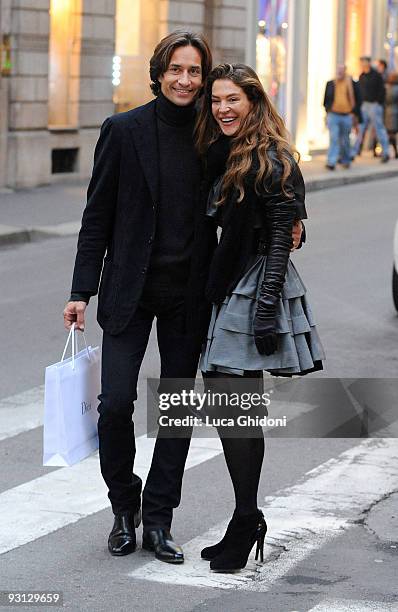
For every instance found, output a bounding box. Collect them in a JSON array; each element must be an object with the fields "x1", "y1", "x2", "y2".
[{"x1": 211, "y1": 79, "x2": 252, "y2": 135}]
